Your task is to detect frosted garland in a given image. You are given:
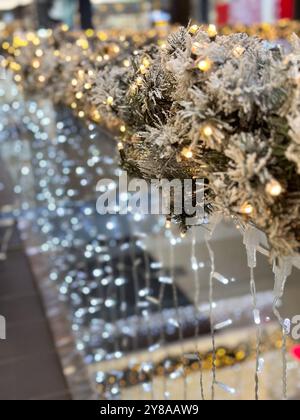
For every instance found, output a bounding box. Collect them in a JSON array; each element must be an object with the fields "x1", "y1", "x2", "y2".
[{"x1": 1, "y1": 61, "x2": 300, "y2": 400}]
